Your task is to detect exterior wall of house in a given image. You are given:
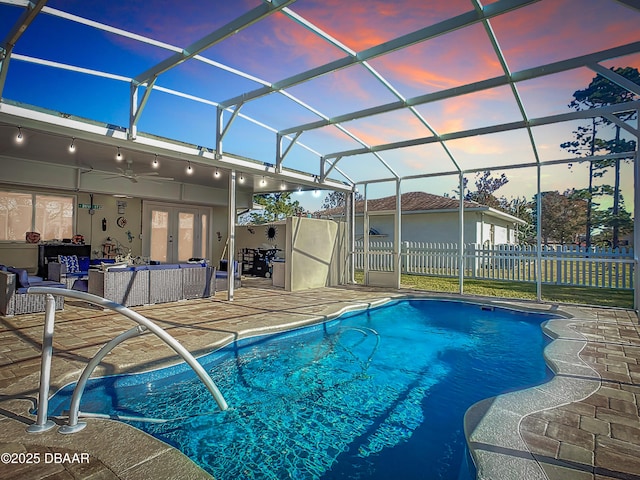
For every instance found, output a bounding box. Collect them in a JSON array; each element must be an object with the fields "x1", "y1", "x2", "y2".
[
  {"x1": 76, "y1": 192, "x2": 143, "y2": 257},
  {"x1": 1, "y1": 155, "x2": 254, "y2": 266},
  {"x1": 475, "y1": 213, "x2": 516, "y2": 246},
  {"x1": 356, "y1": 212, "x2": 477, "y2": 244},
  {"x1": 354, "y1": 211, "x2": 519, "y2": 245},
  {"x1": 234, "y1": 222, "x2": 287, "y2": 255}
]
